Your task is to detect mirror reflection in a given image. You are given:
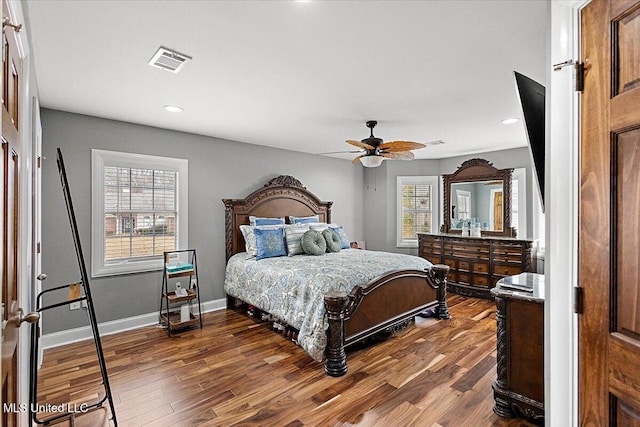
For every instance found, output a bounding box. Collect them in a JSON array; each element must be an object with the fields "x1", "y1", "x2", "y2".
[{"x1": 450, "y1": 180, "x2": 504, "y2": 231}]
